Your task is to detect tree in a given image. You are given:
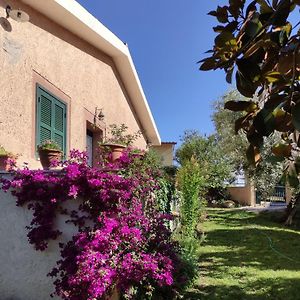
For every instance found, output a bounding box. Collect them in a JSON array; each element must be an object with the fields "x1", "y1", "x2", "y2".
[
  {"x1": 176, "y1": 131, "x2": 234, "y2": 200},
  {"x1": 212, "y1": 90, "x2": 284, "y2": 200},
  {"x1": 212, "y1": 90, "x2": 248, "y2": 171},
  {"x1": 200, "y1": 0, "x2": 300, "y2": 223}
]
